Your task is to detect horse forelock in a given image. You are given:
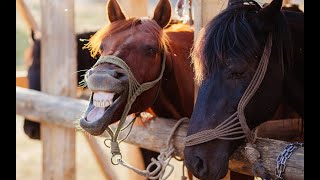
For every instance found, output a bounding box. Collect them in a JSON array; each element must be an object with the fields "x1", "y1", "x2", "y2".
[
  {"x1": 192, "y1": 0, "x2": 294, "y2": 85},
  {"x1": 84, "y1": 17, "x2": 171, "y2": 58}
]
